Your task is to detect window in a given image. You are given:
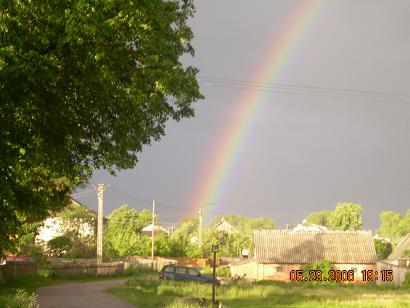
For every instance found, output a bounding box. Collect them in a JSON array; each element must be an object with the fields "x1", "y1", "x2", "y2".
[
  {"x1": 188, "y1": 268, "x2": 199, "y2": 276},
  {"x1": 164, "y1": 266, "x2": 175, "y2": 273},
  {"x1": 175, "y1": 267, "x2": 187, "y2": 275},
  {"x1": 276, "y1": 266, "x2": 283, "y2": 273}
]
